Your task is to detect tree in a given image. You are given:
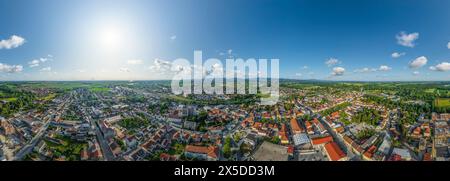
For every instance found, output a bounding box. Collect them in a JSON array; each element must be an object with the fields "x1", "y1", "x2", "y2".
[{"x1": 223, "y1": 136, "x2": 232, "y2": 158}]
